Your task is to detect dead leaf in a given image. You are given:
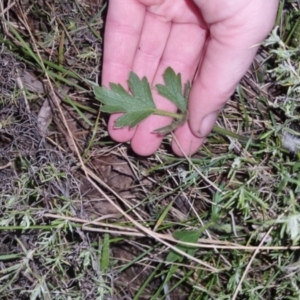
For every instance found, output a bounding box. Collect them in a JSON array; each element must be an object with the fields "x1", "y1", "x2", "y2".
[
  {"x1": 37, "y1": 98, "x2": 52, "y2": 136},
  {"x1": 92, "y1": 155, "x2": 134, "y2": 191},
  {"x1": 21, "y1": 71, "x2": 45, "y2": 94}
]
